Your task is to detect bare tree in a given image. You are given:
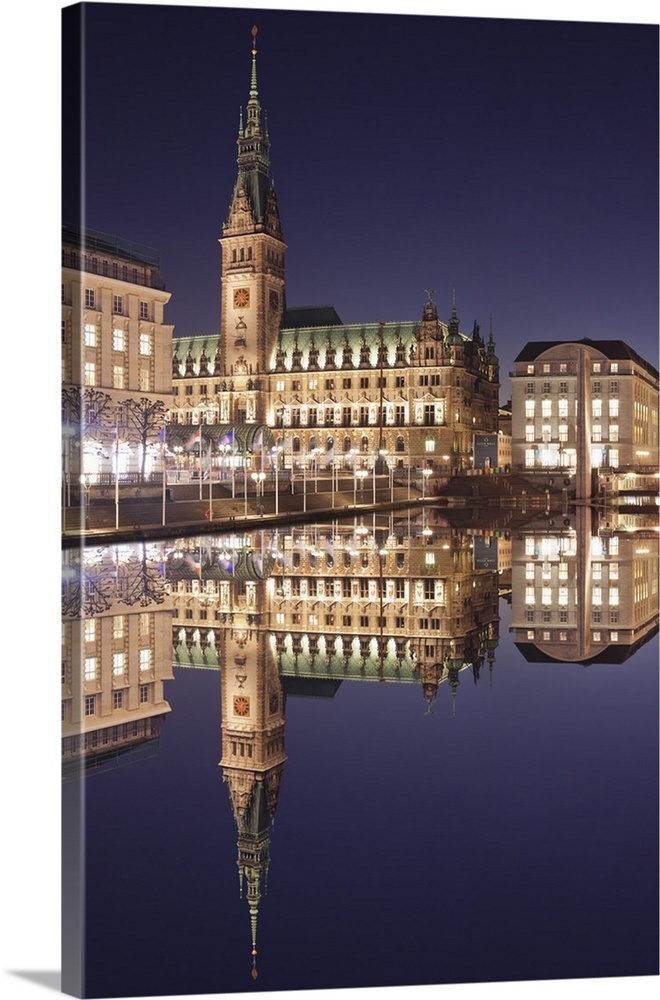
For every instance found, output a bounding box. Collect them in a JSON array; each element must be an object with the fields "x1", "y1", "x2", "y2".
[
  {"x1": 121, "y1": 397, "x2": 166, "y2": 481},
  {"x1": 119, "y1": 544, "x2": 168, "y2": 607},
  {"x1": 62, "y1": 386, "x2": 115, "y2": 442}
]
